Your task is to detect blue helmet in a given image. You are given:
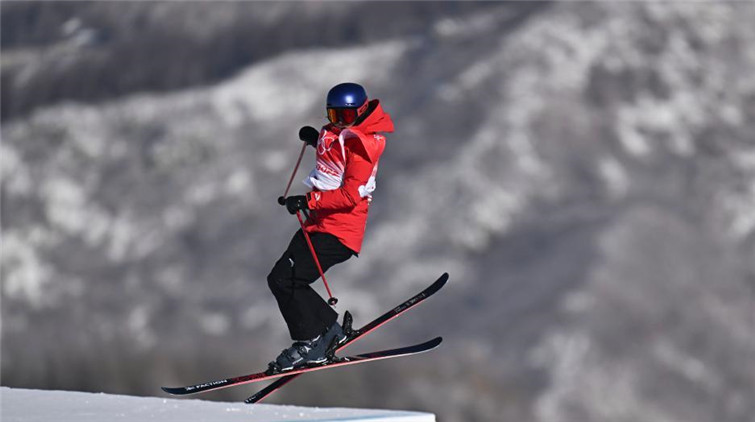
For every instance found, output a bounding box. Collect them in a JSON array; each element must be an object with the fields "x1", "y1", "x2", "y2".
[
  {"x1": 326, "y1": 83, "x2": 369, "y2": 126},
  {"x1": 326, "y1": 82, "x2": 368, "y2": 109}
]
